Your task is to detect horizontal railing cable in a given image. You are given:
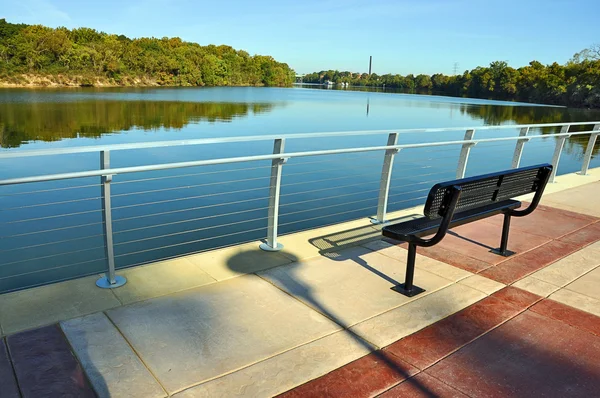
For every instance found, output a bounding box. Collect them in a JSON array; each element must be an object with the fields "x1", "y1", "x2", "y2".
[
  {"x1": 0, "y1": 233, "x2": 106, "y2": 253},
  {"x1": 387, "y1": 195, "x2": 430, "y2": 207},
  {"x1": 0, "y1": 209, "x2": 103, "y2": 224},
  {"x1": 279, "y1": 180, "x2": 380, "y2": 198},
  {"x1": 113, "y1": 196, "x2": 269, "y2": 223},
  {"x1": 0, "y1": 196, "x2": 101, "y2": 211},
  {"x1": 0, "y1": 183, "x2": 99, "y2": 197},
  {"x1": 1, "y1": 245, "x2": 107, "y2": 267},
  {"x1": 279, "y1": 171, "x2": 381, "y2": 188},
  {"x1": 111, "y1": 175, "x2": 272, "y2": 198},
  {"x1": 114, "y1": 206, "x2": 270, "y2": 235},
  {"x1": 280, "y1": 196, "x2": 379, "y2": 217},
  {"x1": 0, "y1": 221, "x2": 105, "y2": 239},
  {"x1": 0, "y1": 257, "x2": 107, "y2": 281},
  {"x1": 115, "y1": 226, "x2": 268, "y2": 258},
  {"x1": 280, "y1": 186, "x2": 432, "y2": 218},
  {"x1": 278, "y1": 205, "x2": 379, "y2": 227},
  {"x1": 112, "y1": 164, "x2": 274, "y2": 185},
  {"x1": 282, "y1": 153, "x2": 383, "y2": 168},
  {"x1": 112, "y1": 186, "x2": 269, "y2": 210},
  {"x1": 115, "y1": 216, "x2": 270, "y2": 247},
  {"x1": 280, "y1": 188, "x2": 382, "y2": 207},
  {"x1": 282, "y1": 162, "x2": 384, "y2": 177}
]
